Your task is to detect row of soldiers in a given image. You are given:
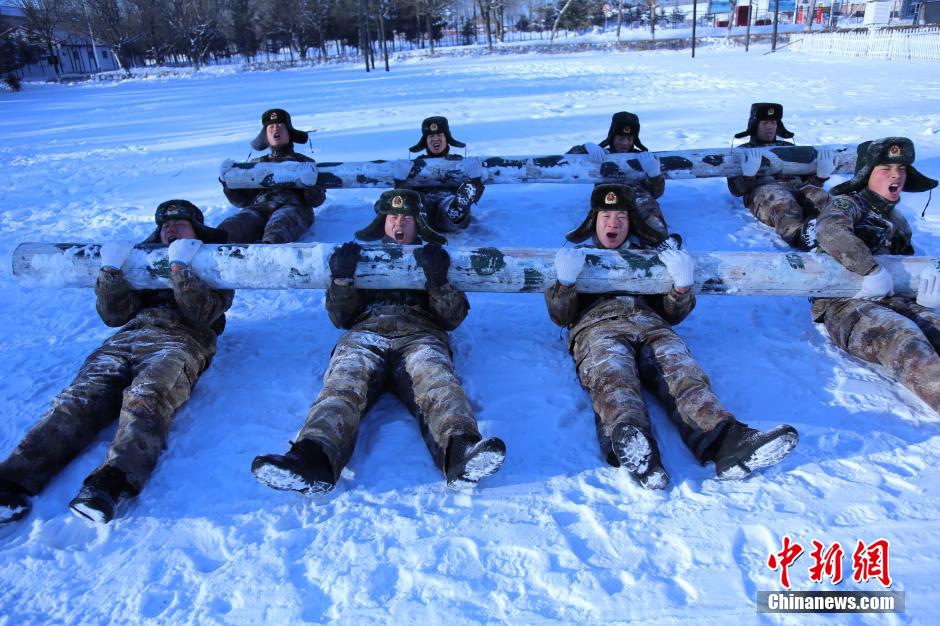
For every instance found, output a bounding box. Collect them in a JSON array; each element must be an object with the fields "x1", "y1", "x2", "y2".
[{"x1": 0, "y1": 105, "x2": 937, "y2": 525}]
